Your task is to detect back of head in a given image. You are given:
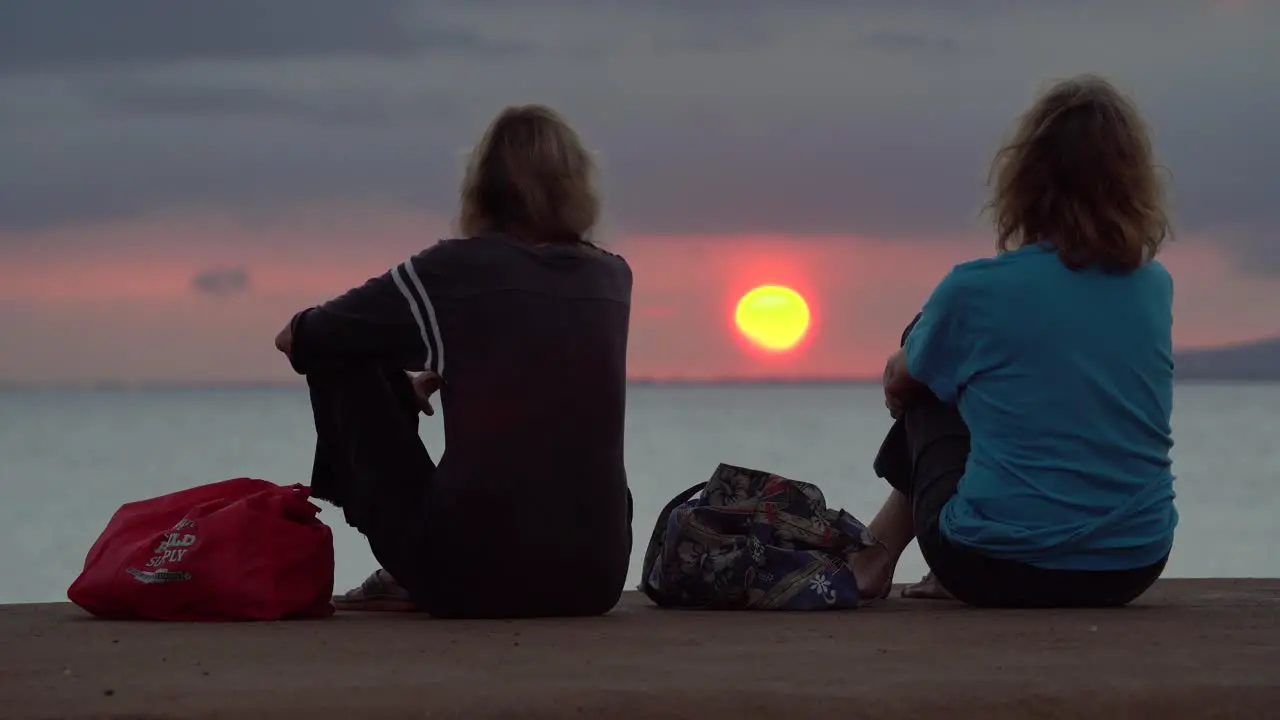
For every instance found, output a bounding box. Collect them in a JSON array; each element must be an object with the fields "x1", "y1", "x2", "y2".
[
  {"x1": 458, "y1": 104, "x2": 599, "y2": 246},
  {"x1": 986, "y1": 75, "x2": 1170, "y2": 273}
]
